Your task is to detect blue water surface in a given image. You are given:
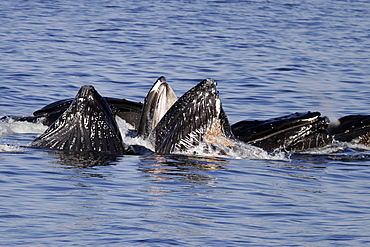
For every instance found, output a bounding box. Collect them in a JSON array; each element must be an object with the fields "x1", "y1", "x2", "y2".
[{"x1": 1, "y1": 0, "x2": 370, "y2": 246}]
